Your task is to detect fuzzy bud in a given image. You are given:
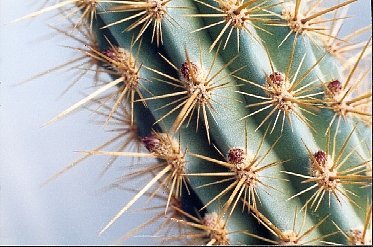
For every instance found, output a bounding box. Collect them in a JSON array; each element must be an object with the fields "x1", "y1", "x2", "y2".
[
  {"x1": 227, "y1": 148, "x2": 245, "y2": 164},
  {"x1": 102, "y1": 47, "x2": 119, "y2": 61},
  {"x1": 313, "y1": 150, "x2": 328, "y2": 167},
  {"x1": 268, "y1": 72, "x2": 285, "y2": 86},
  {"x1": 180, "y1": 61, "x2": 198, "y2": 81},
  {"x1": 327, "y1": 80, "x2": 343, "y2": 95},
  {"x1": 142, "y1": 135, "x2": 161, "y2": 152}
]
